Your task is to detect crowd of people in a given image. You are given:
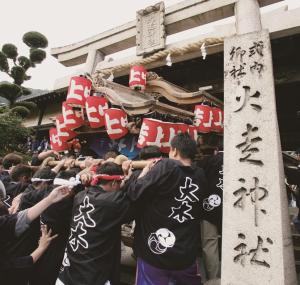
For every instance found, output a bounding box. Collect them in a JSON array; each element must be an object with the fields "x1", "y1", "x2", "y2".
[{"x1": 0, "y1": 132, "x2": 224, "y2": 285}]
